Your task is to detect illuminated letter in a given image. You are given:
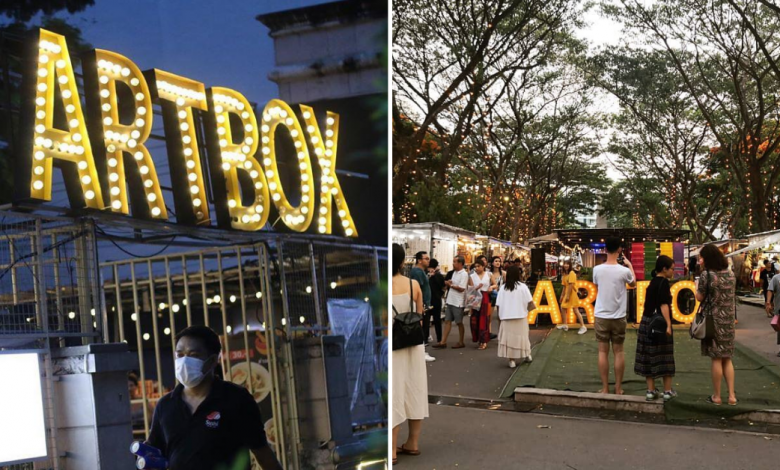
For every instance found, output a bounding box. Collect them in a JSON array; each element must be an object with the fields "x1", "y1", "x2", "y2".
[
  {"x1": 634, "y1": 281, "x2": 651, "y2": 323},
  {"x1": 259, "y1": 99, "x2": 315, "y2": 232},
  {"x1": 23, "y1": 29, "x2": 103, "y2": 209},
  {"x1": 571, "y1": 280, "x2": 597, "y2": 324},
  {"x1": 205, "y1": 87, "x2": 269, "y2": 230},
  {"x1": 145, "y1": 70, "x2": 209, "y2": 225},
  {"x1": 299, "y1": 106, "x2": 358, "y2": 237},
  {"x1": 528, "y1": 280, "x2": 562, "y2": 325},
  {"x1": 671, "y1": 281, "x2": 698, "y2": 324},
  {"x1": 82, "y1": 50, "x2": 166, "y2": 219}
]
